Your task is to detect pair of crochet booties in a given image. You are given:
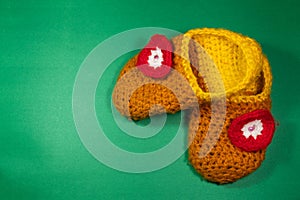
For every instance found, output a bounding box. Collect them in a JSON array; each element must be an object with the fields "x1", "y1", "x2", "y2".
[{"x1": 112, "y1": 28, "x2": 276, "y2": 184}]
